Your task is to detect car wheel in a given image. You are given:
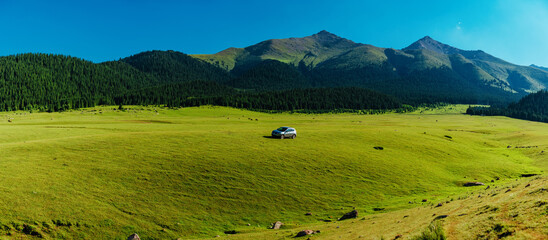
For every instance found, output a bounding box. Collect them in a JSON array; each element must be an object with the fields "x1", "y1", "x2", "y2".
[
  {"x1": 291, "y1": 134, "x2": 296, "y2": 139},
  {"x1": 280, "y1": 135, "x2": 284, "y2": 139}
]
